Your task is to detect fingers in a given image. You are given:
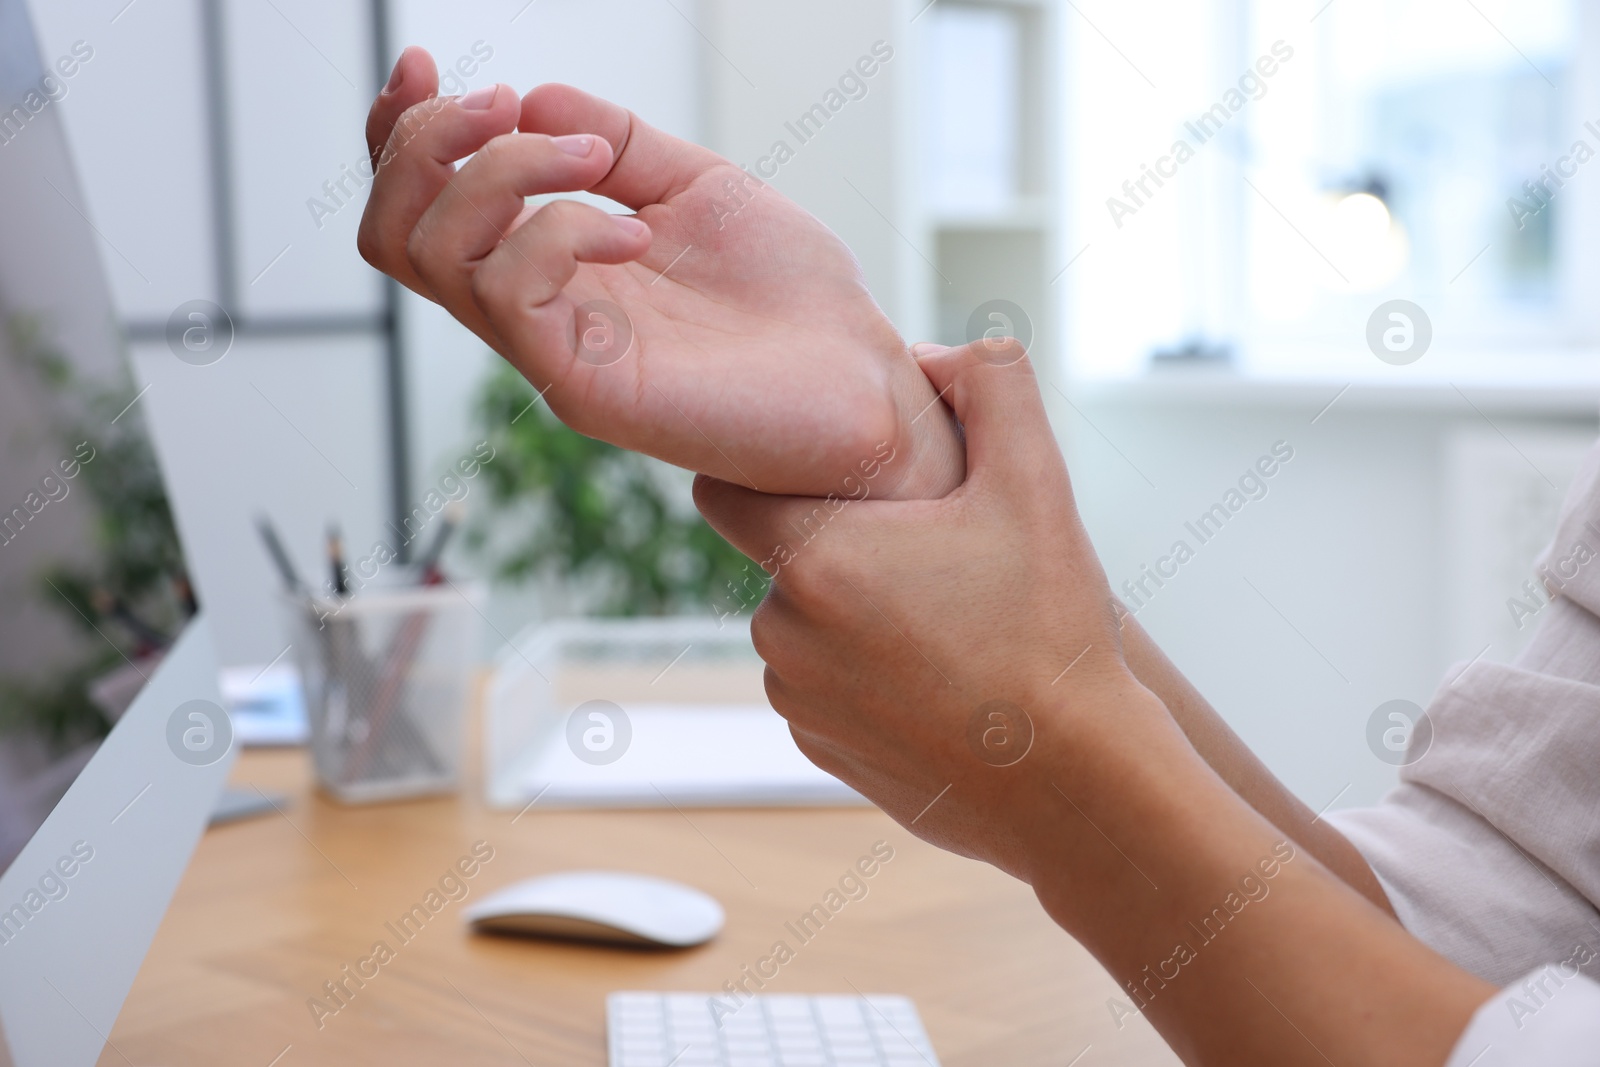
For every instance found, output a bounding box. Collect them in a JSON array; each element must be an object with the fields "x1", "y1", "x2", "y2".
[
  {"x1": 692, "y1": 475, "x2": 831, "y2": 573},
  {"x1": 911, "y1": 339, "x2": 1060, "y2": 491},
  {"x1": 357, "y1": 81, "x2": 522, "y2": 298},
  {"x1": 406, "y1": 132, "x2": 627, "y2": 337},
  {"x1": 469, "y1": 200, "x2": 652, "y2": 383},
  {"x1": 520, "y1": 83, "x2": 726, "y2": 208},
  {"x1": 694, "y1": 473, "x2": 916, "y2": 621},
  {"x1": 365, "y1": 47, "x2": 439, "y2": 172}
]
